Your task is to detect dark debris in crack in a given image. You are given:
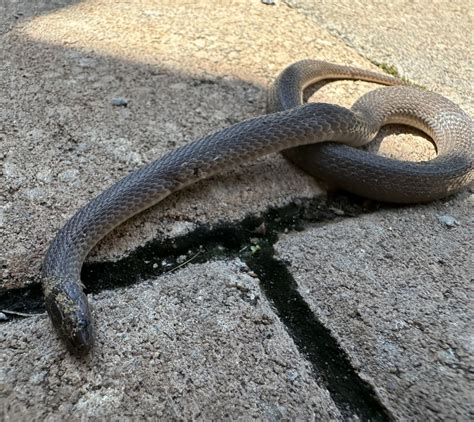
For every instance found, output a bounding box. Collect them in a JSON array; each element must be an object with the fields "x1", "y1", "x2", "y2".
[{"x1": 1, "y1": 192, "x2": 393, "y2": 420}]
